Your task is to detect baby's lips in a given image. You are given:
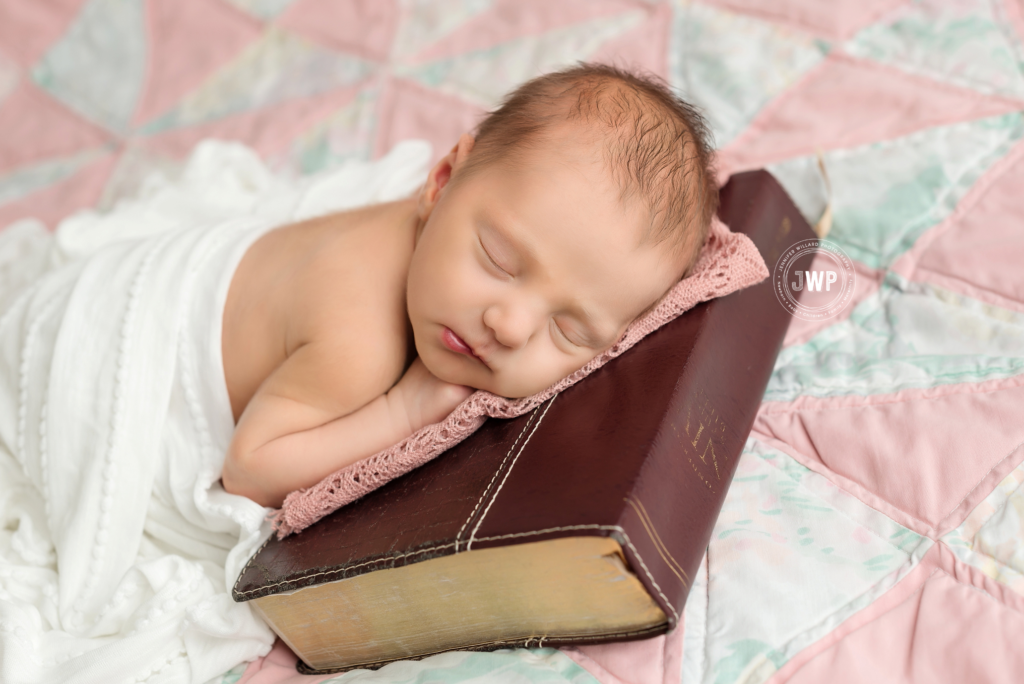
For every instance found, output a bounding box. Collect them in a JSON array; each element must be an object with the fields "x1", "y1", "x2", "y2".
[{"x1": 441, "y1": 326, "x2": 475, "y2": 356}]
